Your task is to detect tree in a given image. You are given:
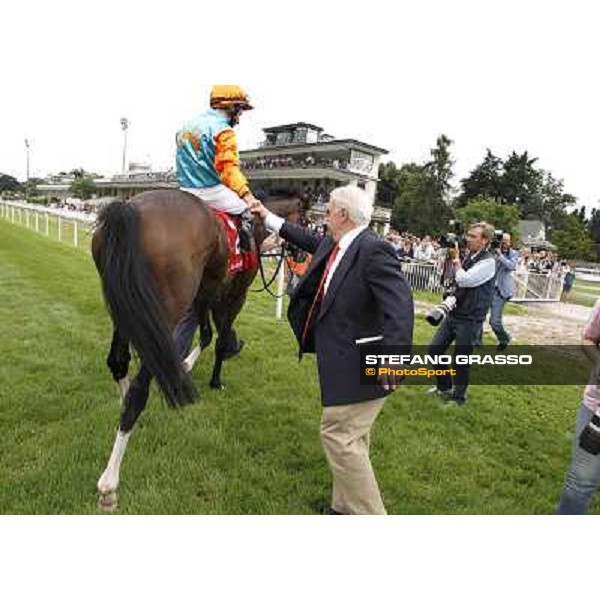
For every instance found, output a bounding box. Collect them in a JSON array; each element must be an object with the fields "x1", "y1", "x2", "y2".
[
  {"x1": 588, "y1": 207, "x2": 600, "y2": 243},
  {"x1": 426, "y1": 134, "x2": 454, "y2": 201},
  {"x1": 383, "y1": 136, "x2": 456, "y2": 236},
  {"x1": 456, "y1": 197, "x2": 521, "y2": 240},
  {"x1": 539, "y1": 172, "x2": 577, "y2": 230},
  {"x1": 391, "y1": 164, "x2": 453, "y2": 237},
  {"x1": 375, "y1": 162, "x2": 400, "y2": 208},
  {"x1": 500, "y1": 151, "x2": 544, "y2": 218},
  {"x1": 0, "y1": 173, "x2": 21, "y2": 193},
  {"x1": 456, "y1": 149, "x2": 503, "y2": 207},
  {"x1": 69, "y1": 171, "x2": 97, "y2": 200},
  {"x1": 25, "y1": 177, "x2": 47, "y2": 199},
  {"x1": 588, "y1": 206, "x2": 600, "y2": 261},
  {"x1": 550, "y1": 212, "x2": 595, "y2": 260}
]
